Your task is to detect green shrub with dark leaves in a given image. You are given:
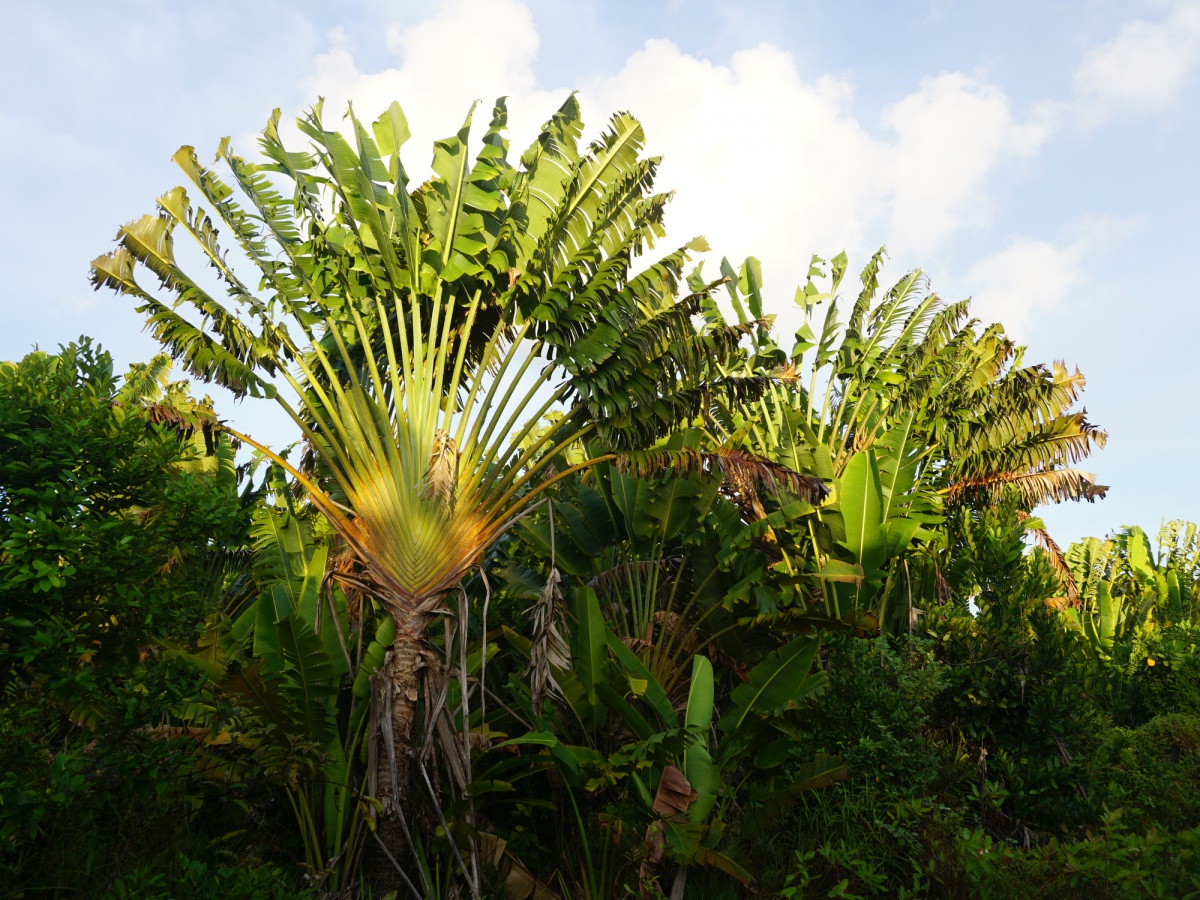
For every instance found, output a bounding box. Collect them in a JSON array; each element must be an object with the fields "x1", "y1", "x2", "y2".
[
  {"x1": 1125, "y1": 625, "x2": 1200, "y2": 724},
  {"x1": 0, "y1": 340, "x2": 302, "y2": 895},
  {"x1": 926, "y1": 503, "x2": 1108, "y2": 839},
  {"x1": 1091, "y1": 714, "x2": 1200, "y2": 833},
  {"x1": 932, "y1": 810, "x2": 1200, "y2": 899},
  {"x1": 727, "y1": 634, "x2": 948, "y2": 896}
]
